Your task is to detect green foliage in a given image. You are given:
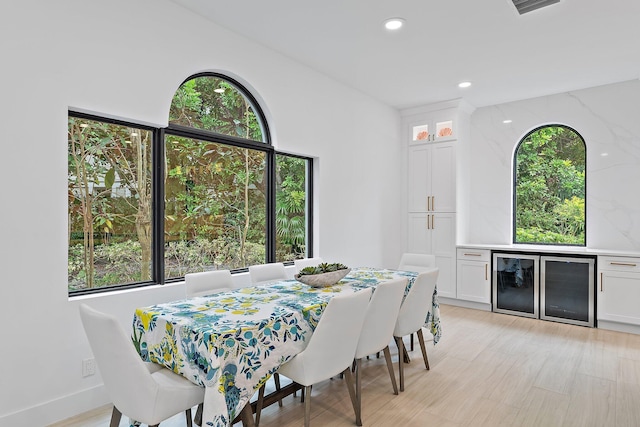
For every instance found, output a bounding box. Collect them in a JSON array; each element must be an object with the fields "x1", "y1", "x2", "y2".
[
  {"x1": 297, "y1": 263, "x2": 349, "y2": 276},
  {"x1": 515, "y1": 126, "x2": 585, "y2": 245}
]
